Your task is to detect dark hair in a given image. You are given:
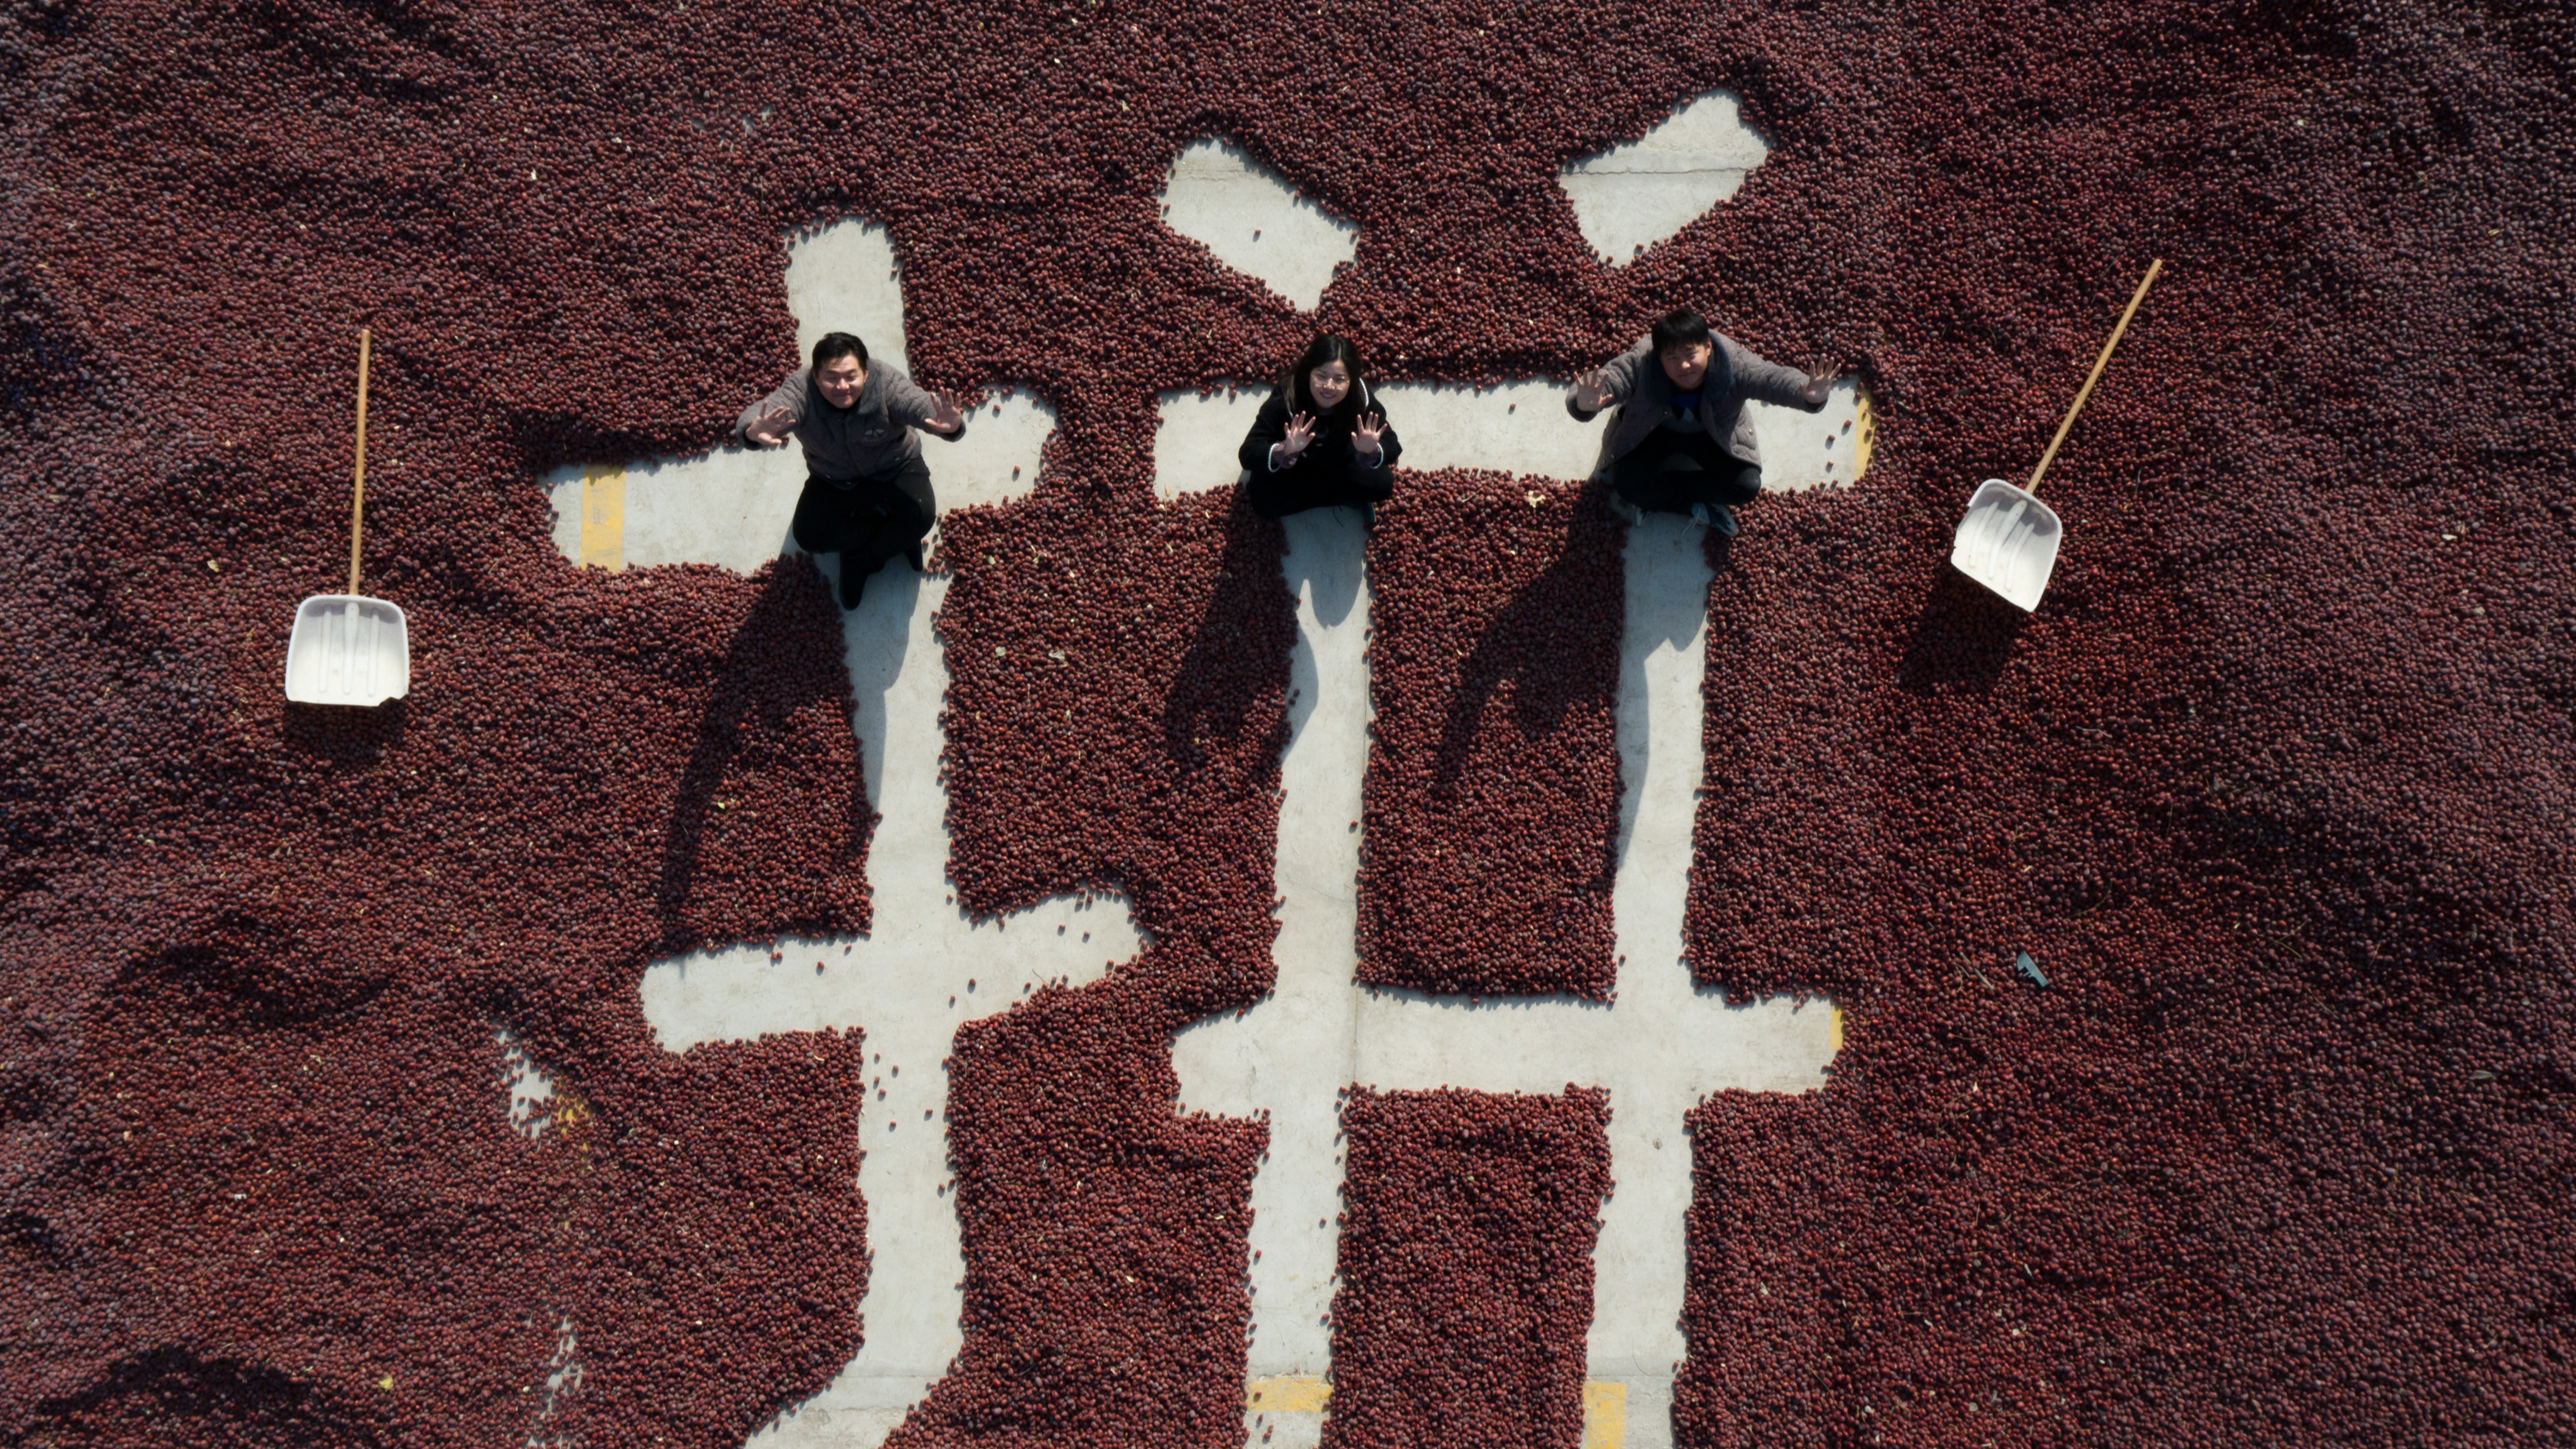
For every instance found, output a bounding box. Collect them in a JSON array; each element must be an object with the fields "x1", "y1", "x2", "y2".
[
  {"x1": 1649, "y1": 307, "x2": 1713, "y2": 356},
  {"x1": 811, "y1": 332, "x2": 870, "y2": 370},
  {"x1": 1283, "y1": 333, "x2": 1366, "y2": 415}
]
